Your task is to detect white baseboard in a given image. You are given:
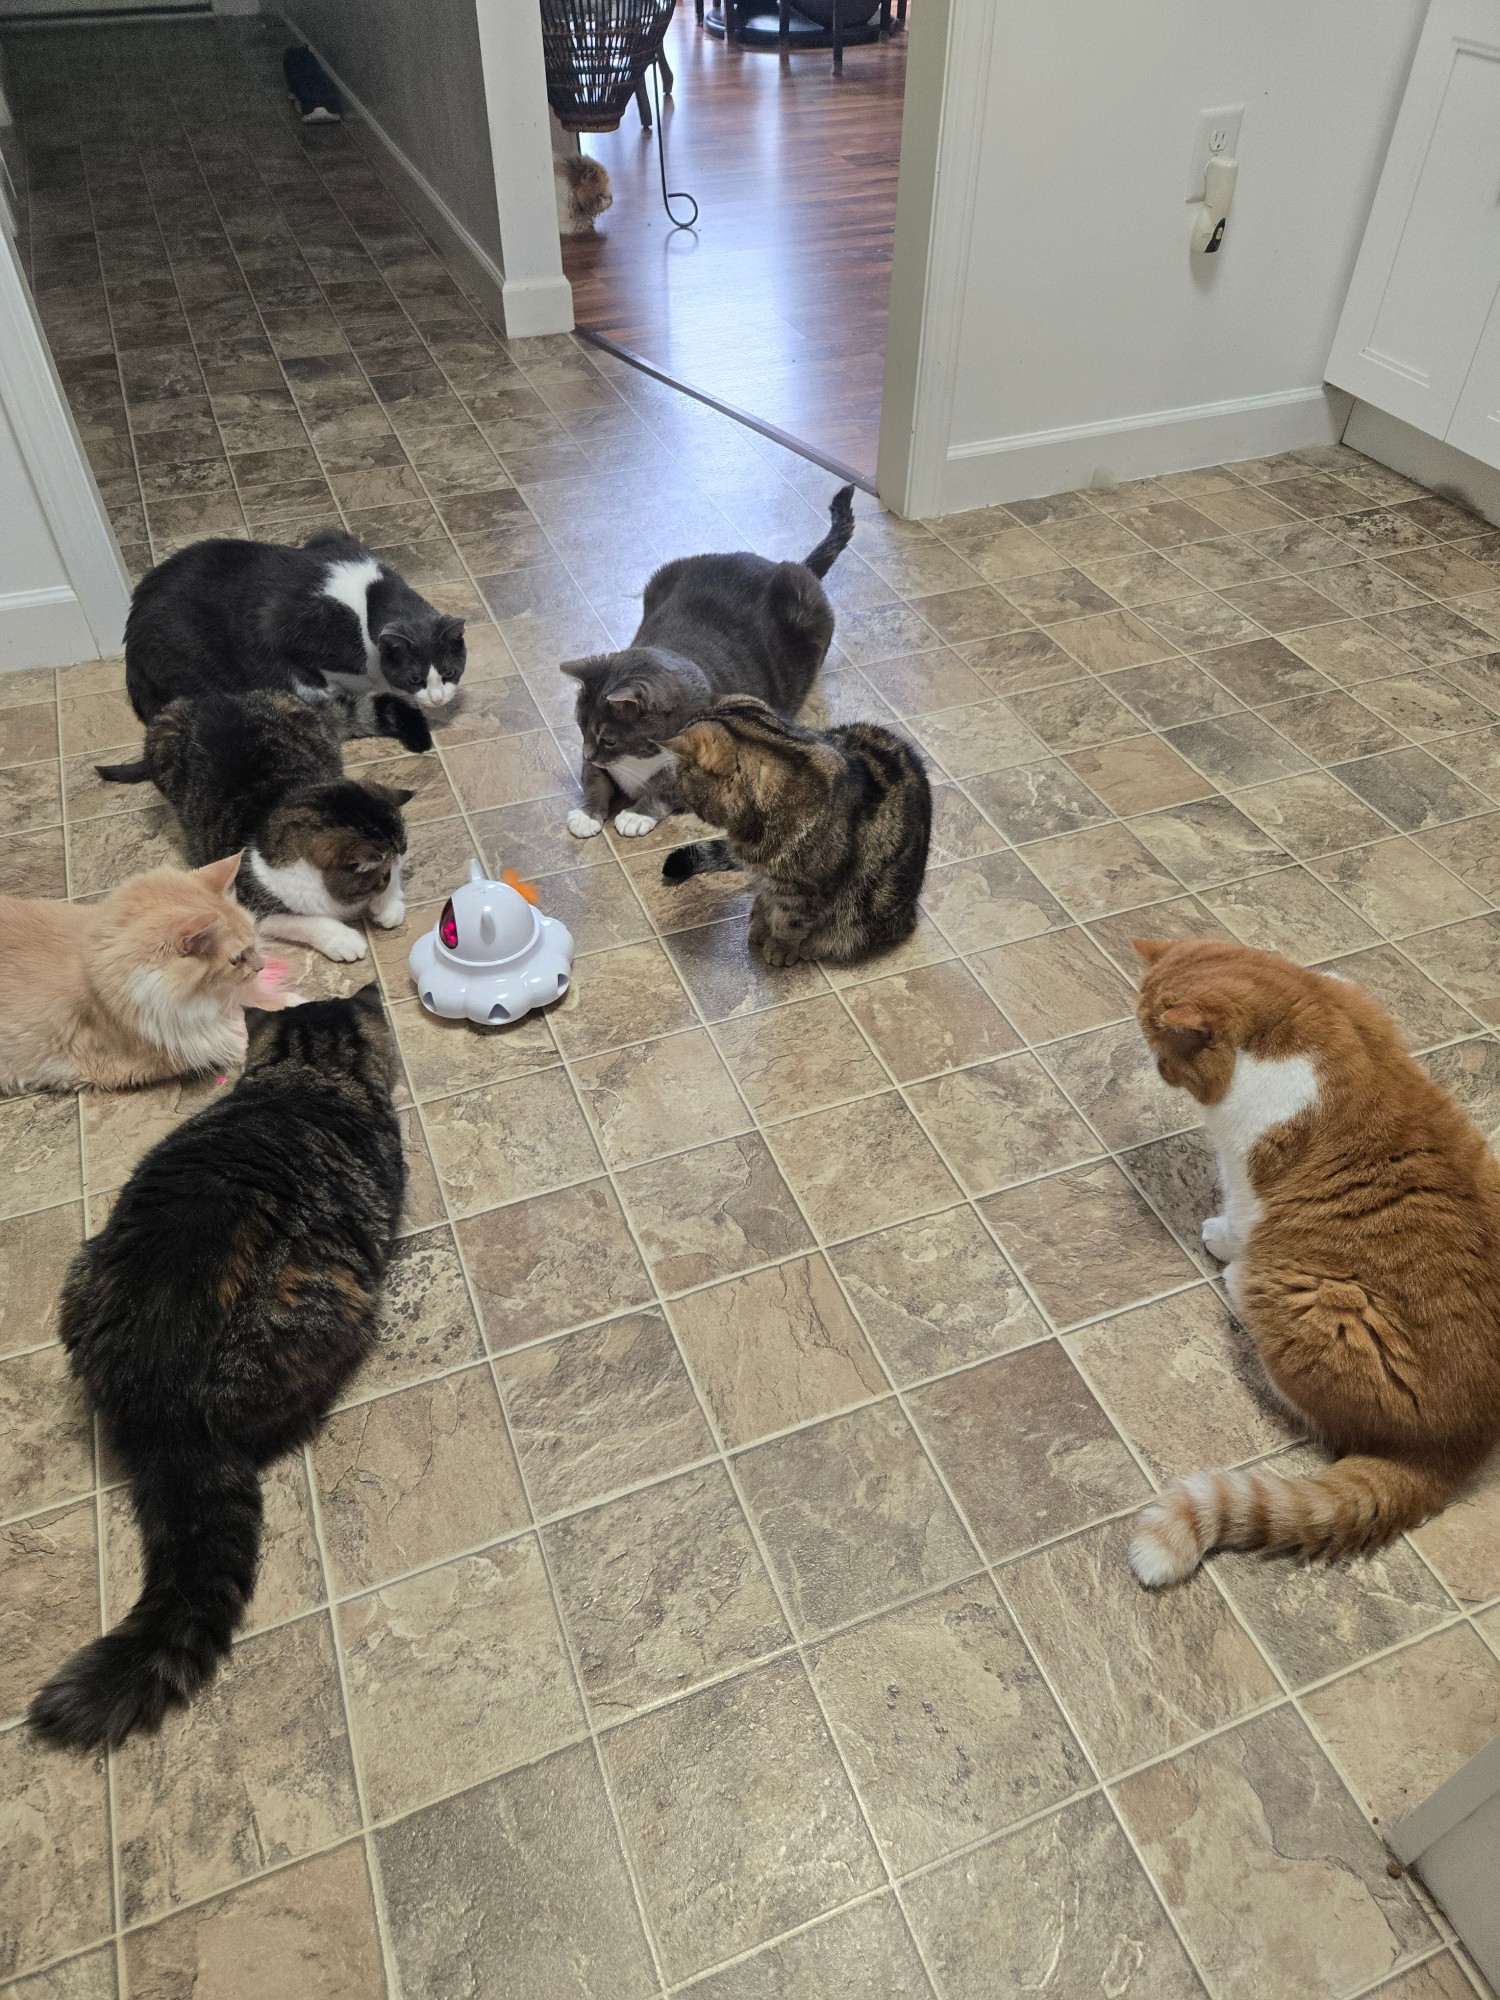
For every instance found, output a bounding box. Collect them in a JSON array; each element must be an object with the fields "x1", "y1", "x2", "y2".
[
  {"x1": 933, "y1": 384, "x2": 1353, "y2": 518},
  {"x1": 280, "y1": 17, "x2": 573, "y2": 342},
  {"x1": 1343, "y1": 400, "x2": 1500, "y2": 530},
  {"x1": 0, "y1": 585, "x2": 99, "y2": 673}
]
